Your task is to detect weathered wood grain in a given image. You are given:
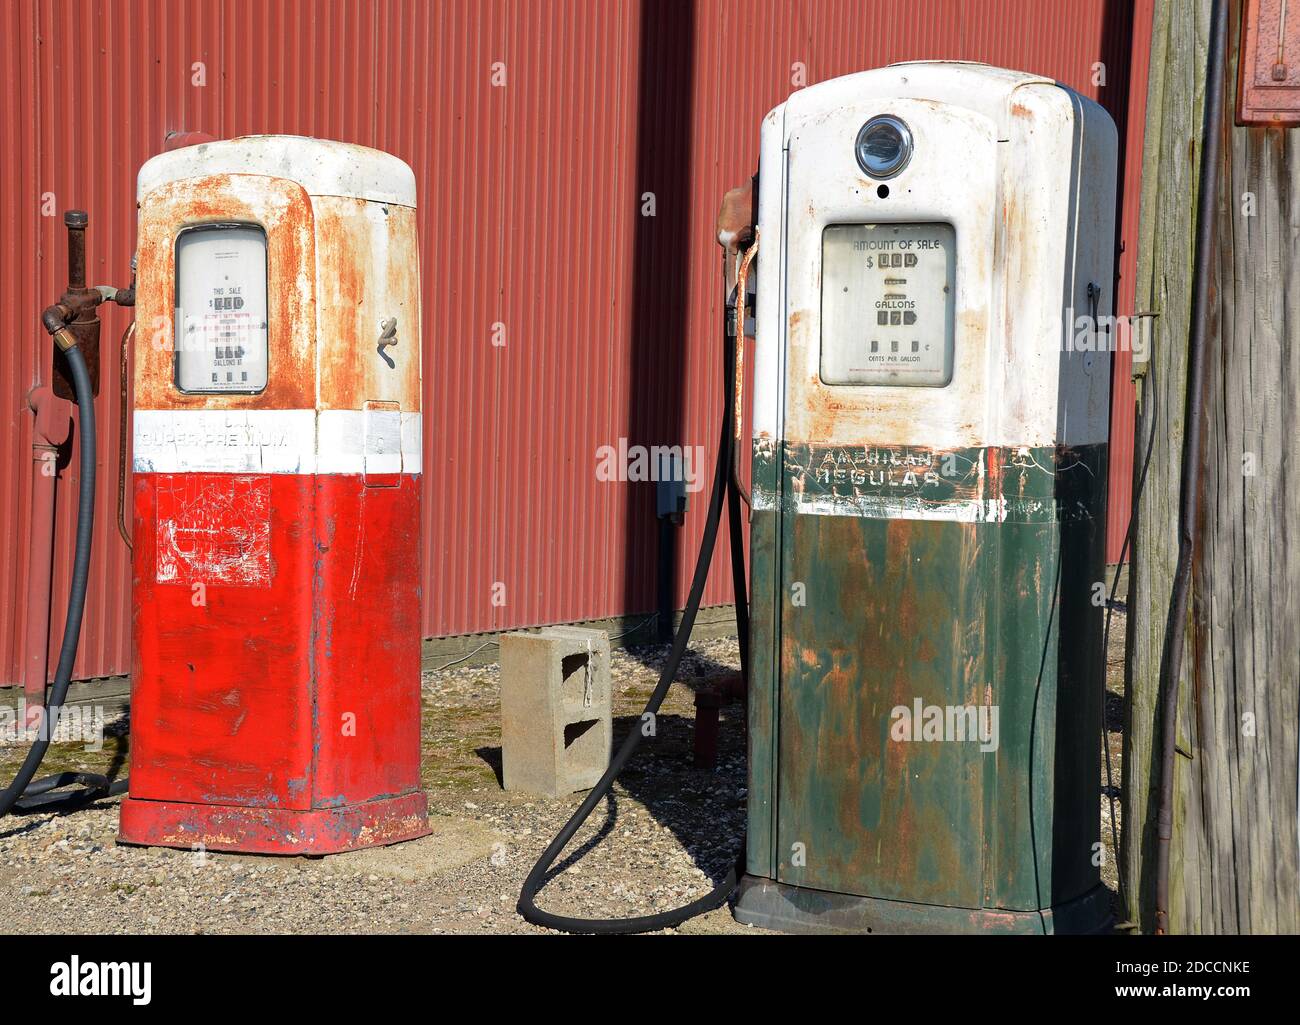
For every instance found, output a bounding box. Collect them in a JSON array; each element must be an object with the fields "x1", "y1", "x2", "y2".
[{"x1": 1126, "y1": 0, "x2": 1300, "y2": 933}]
